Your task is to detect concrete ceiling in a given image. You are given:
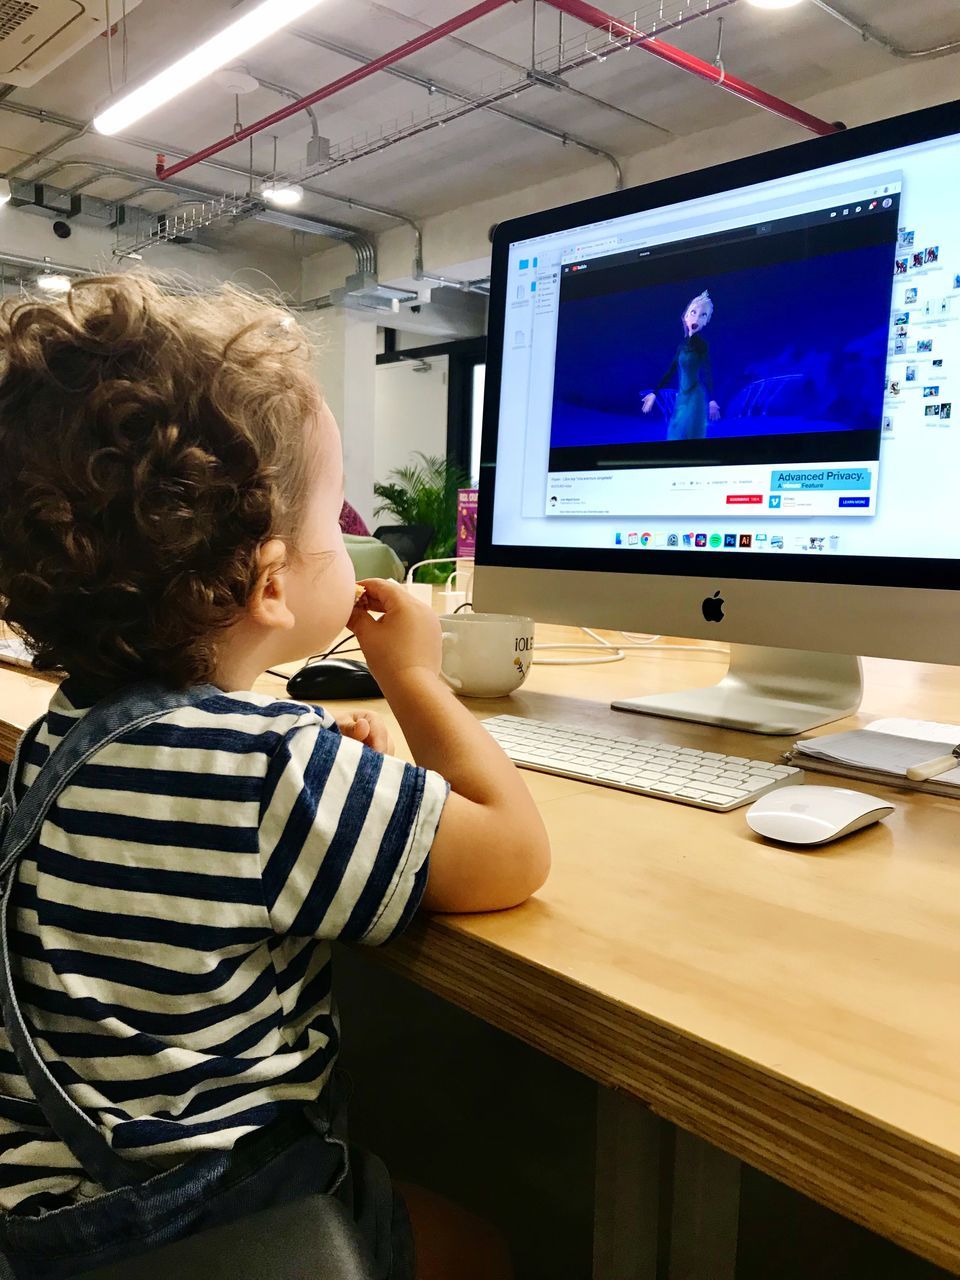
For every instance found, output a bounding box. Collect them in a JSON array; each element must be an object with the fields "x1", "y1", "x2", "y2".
[{"x1": 2, "y1": 0, "x2": 960, "y2": 256}]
